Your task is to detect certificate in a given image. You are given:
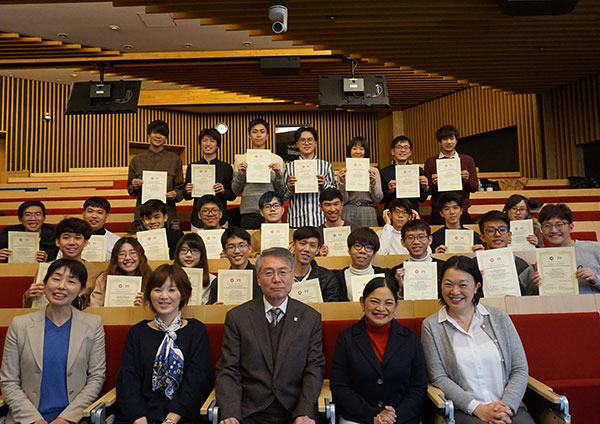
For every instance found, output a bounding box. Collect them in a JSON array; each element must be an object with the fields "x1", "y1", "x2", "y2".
[
  {"x1": 104, "y1": 275, "x2": 142, "y2": 307},
  {"x1": 510, "y1": 219, "x2": 535, "y2": 251},
  {"x1": 436, "y1": 158, "x2": 462, "y2": 192},
  {"x1": 141, "y1": 170, "x2": 167, "y2": 204},
  {"x1": 294, "y1": 160, "x2": 318, "y2": 194},
  {"x1": 323, "y1": 226, "x2": 351, "y2": 257},
  {"x1": 445, "y1": 229, "x2": 473, "y2": 253},
  {"x1": 191, "y1": 164, "x2": 215, "y2": 197},
  {"x1": 395, "y1": 165, "x2": 420, "y2": 199},
  {"x1": 246, "y1": 149, "x2": 272, "y2": 183},
  {"x1": 81, "y1": 235, "x2": 107, "y2": 262},
  {"x1": 261, "y1": 223, "x2": 290, "y2": 251},
  {"x1": 183, "y1": 267, "x2": 204, "y2": 305},
  {"x1": 217, "y1": 269, "x2": 253, "y2": 304},
  {"x1": 31, "y1": 262, "x2": 51, "y2": 308},
  {"x1": 350, "y1": 273, "x2": 385, "y2": 302},
  {"x1": 8, "y1": 231, "x2": 39, "y2": 263},
  {"x1": 197, "y1": 229, "x2": 225, "y2": 259},
  {"x1": 345, "y1": 158, "x2": 370, "y2": 192},
  {"x1": 290, "y1": 278, "x2": 323, "y2": 303},
  {"x1": 476, "y1": 247, "x2": 521, "y2": 297},
  {"x1": 536, "y1": 247, "x2": 578, "y2": 295},
  {"x1": 403, "y1": 261, "x2": 438, "y2": 300},
  {"x1": 136, "y1": 228, "x2": 170, "y2": 260}
]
